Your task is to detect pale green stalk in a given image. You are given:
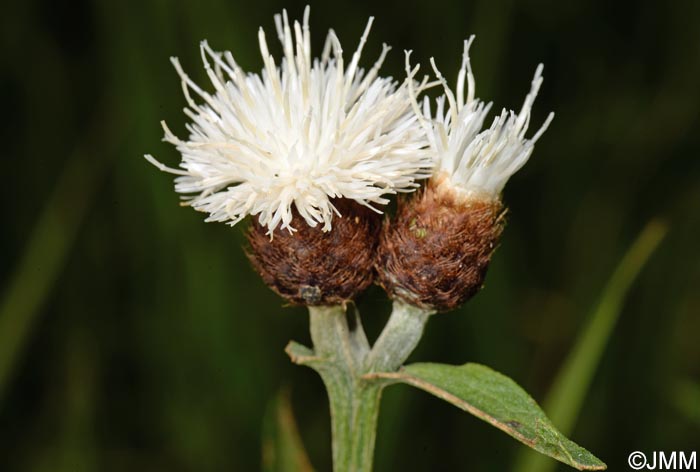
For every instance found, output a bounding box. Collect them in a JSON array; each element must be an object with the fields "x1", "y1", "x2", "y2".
[{"x1": 288, "y1": 301, "x2": 432, "y2": 472}]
